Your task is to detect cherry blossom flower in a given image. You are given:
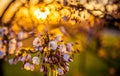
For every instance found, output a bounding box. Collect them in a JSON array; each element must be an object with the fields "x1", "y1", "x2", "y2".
[
  {"x1": 55, "y1": 34, "x2": 62, "y2": 42},
  {"x1": 8, "y1": 59, "x2": 14, "y2": 65},
  {"x1": 18, "y1": 31, "x2": 28, "y2": 40},
  {"x1": 32, "y1": 56, "x2": 40, "y2": 65},
  {"x1": 58, "y1": 44, "x2": 67, "y2": 53},
  {"x1": 17, "y1": 41, "x2": 23, "y2": 49},
  {"x1": 33, "y1": 37, "x2": 41, "y2": 47},
  {"x1": 48, "y1": 41, "x2": 58, "y2": 50},
  {"x1": 44, "y1": 57, "x2": 48, "y2": 62},
  {"x1": 9, "y1": 38, "x2": 17, "y2": 44},
  {"x1": 26, "y1": 54, "x2": 31, "y2": 61},
  {"x1": 8, "y1": 38, "x2": 17, "y2": 54},
  {"x1": 24, "y1": 62, "x2": 31, "y2": 70},
  {"x1": 39, "y1": 46, "x2": 43, "y2": 52},
  {"x1": 18, "y1": 31, "x2": 24, "y2": 40},
  {"x1": 20, "y1": 56, "x2": 26, "y2": 62}
]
